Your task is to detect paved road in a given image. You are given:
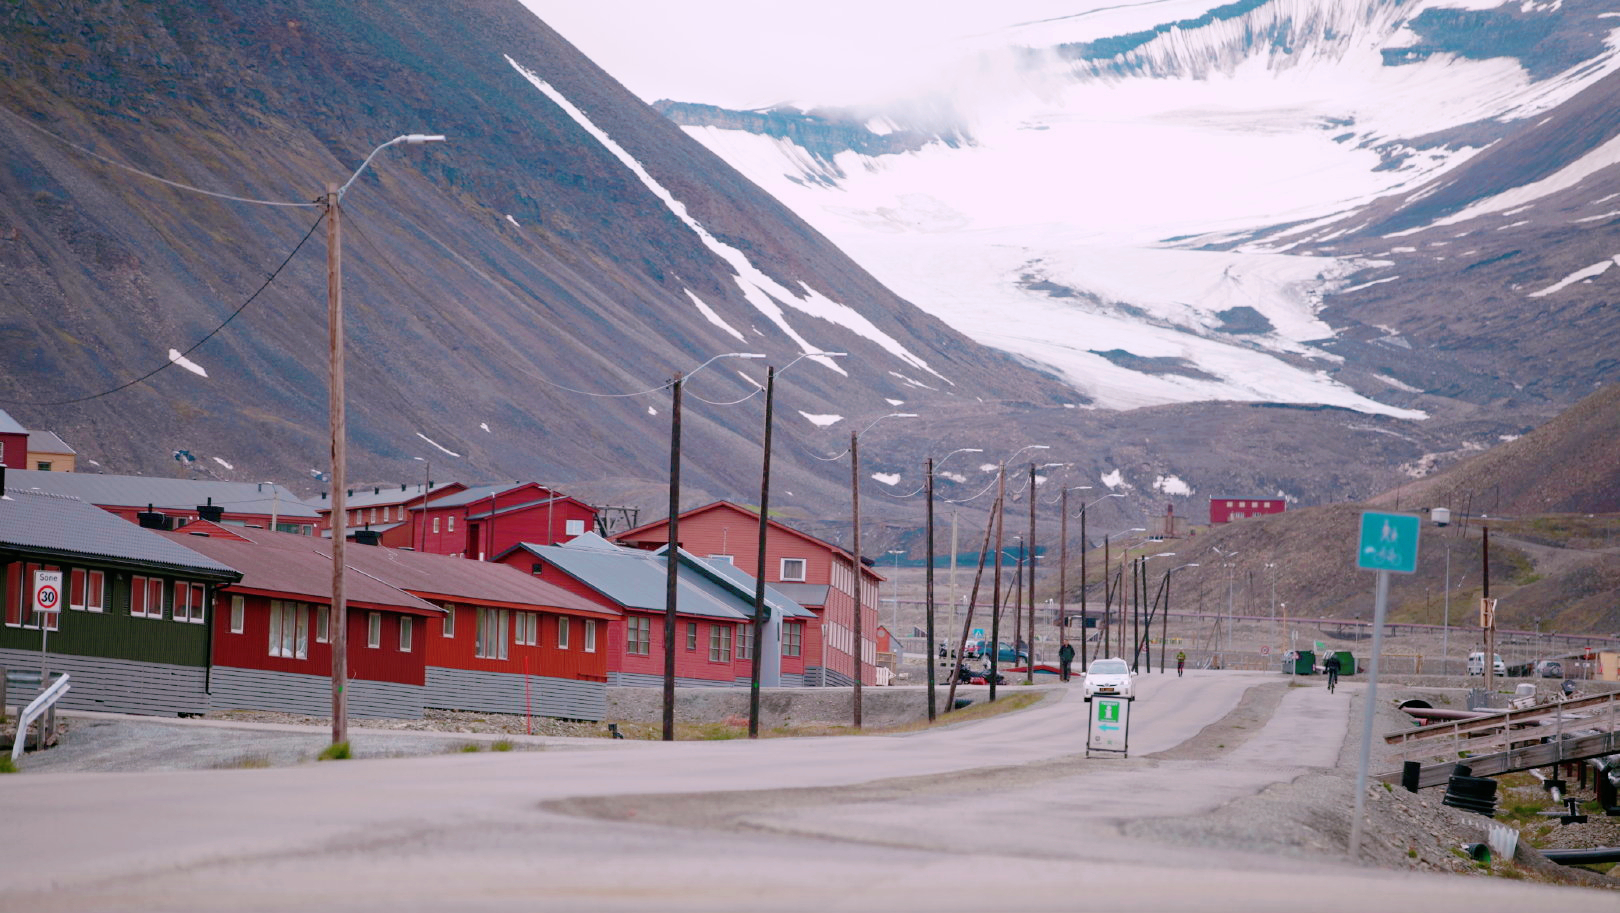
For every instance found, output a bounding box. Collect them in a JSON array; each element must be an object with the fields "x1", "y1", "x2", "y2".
[{"x1": 0, "y1": 672, "x2": 1602, "y2": 911}]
